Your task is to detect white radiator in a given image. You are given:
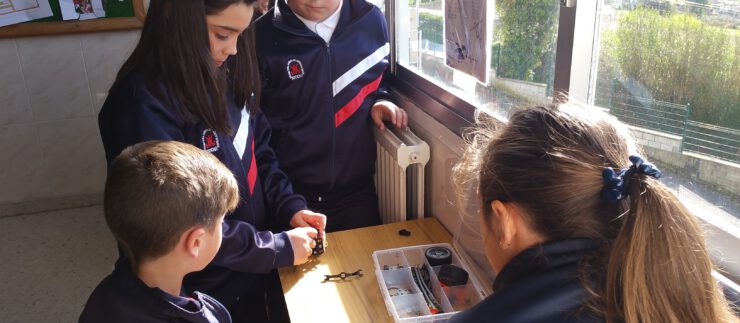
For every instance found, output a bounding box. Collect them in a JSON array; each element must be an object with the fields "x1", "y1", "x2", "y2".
[{"x1": 374, "y1": 126, "x2": 430, "y2": 223}]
